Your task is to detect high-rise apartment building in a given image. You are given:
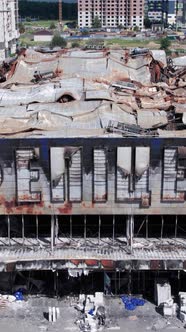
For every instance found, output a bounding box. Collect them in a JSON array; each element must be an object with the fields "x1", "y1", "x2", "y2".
[
  {"x1": 167, "y1": 0, "x2": 176, "y2": 25},
  {"x1": 146, "y1": 0, "x2": 169, "y2": 24},
  {"x1": 145, "y1": 0, "x2": 186, "y2": 26},
  {"x1": 78, "y1": 0, "x2": 144, "y2": 29},
  {"x1": 175, "y1": 0, "x2": 186, "y2": 27},
  {"x1": 167, "y1": 0, "x2": 186, "y2": 27},
  {"x1": 0, "y1": 0, "x2": 20, "y2": 61}
]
